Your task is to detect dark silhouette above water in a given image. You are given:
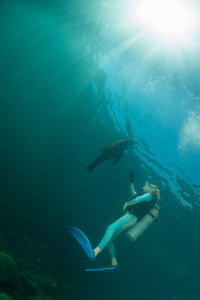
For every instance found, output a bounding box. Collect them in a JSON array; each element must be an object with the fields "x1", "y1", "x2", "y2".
[{"x1": 86, "y1": 139, "x2": 136, "y2": 173}]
